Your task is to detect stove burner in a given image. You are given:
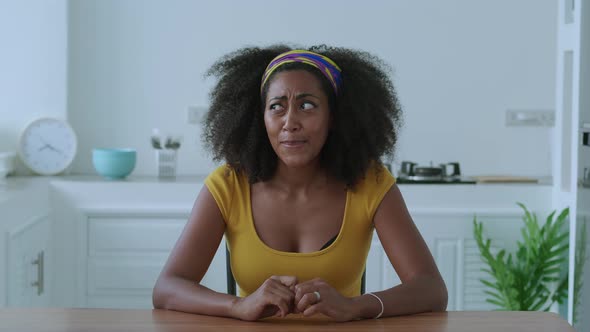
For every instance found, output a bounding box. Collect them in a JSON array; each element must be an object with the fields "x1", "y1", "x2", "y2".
[{"x1": 396, "y1": 161, "x2": 475, "y2": 184}]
